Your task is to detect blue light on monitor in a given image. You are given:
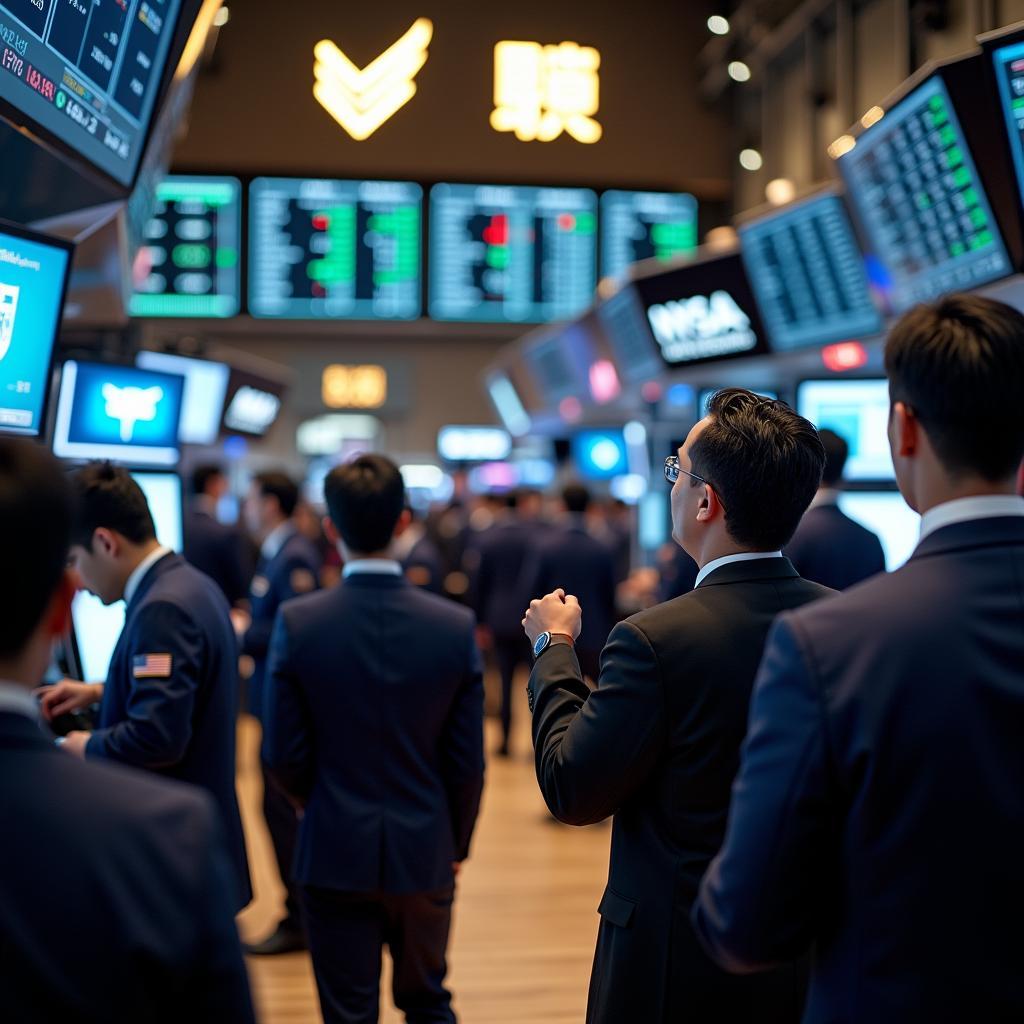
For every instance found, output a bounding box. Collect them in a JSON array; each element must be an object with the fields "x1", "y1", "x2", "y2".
[{"x1": 573, "y1": 429, "x2": 629, "y2": 480}]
